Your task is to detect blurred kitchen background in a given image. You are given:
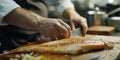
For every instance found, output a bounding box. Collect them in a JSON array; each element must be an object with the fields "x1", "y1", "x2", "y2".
[
  {"x1": 72, "y1": 0, "x2": 120, "y2": 25},
  {"x1": 49, "y1": 0, "x2": 120, "y2": 36},
  {"x1": 71, "y1": 0, "x2": 120, "y2": 36}
]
